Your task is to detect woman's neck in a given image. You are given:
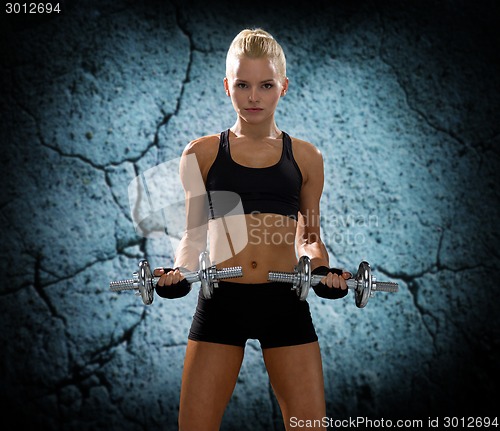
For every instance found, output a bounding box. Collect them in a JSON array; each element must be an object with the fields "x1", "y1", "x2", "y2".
[{"x1": 230, "y1": 118, "x2": 281, "y2": 140}]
